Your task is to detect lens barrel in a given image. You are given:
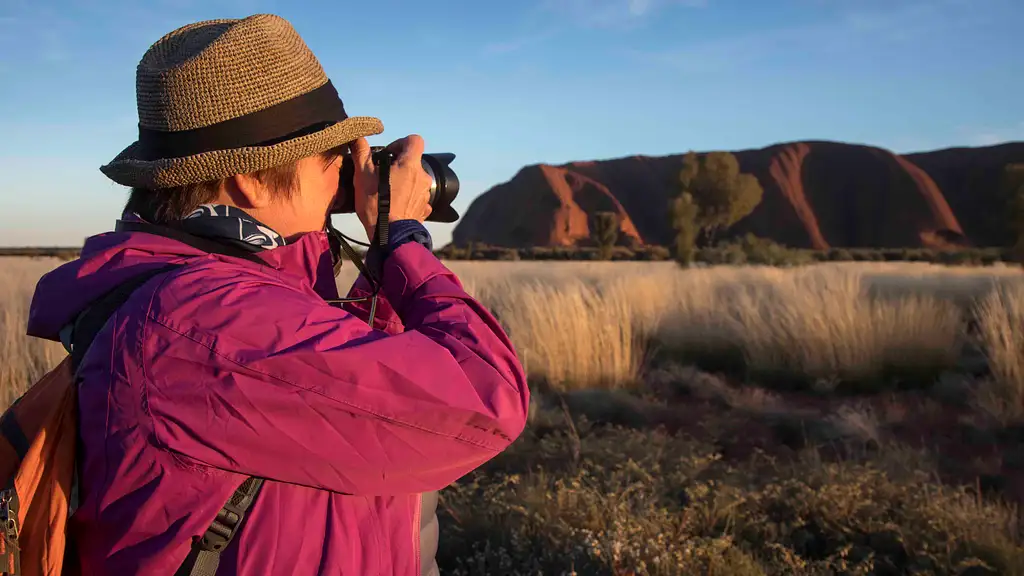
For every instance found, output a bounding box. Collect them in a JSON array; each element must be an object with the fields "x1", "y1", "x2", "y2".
[{"x1": 333, "y1": 146, "x2": 460, "y2": 223}]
